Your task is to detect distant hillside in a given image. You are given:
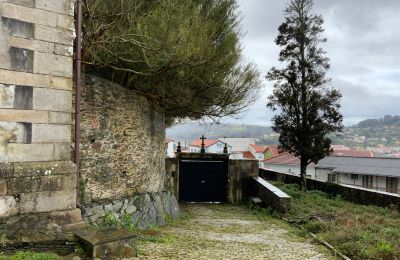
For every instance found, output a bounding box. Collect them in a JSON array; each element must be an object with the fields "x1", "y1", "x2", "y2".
[
  {"x1": 357, "y1": 115, "x2": 400, "y2": 128},
  {"x1": 166, "y1": 122, "x2": 273, "y2": 142}
]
